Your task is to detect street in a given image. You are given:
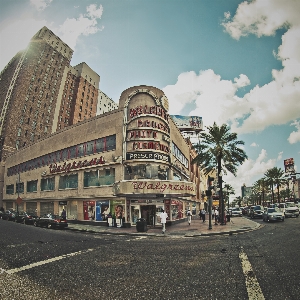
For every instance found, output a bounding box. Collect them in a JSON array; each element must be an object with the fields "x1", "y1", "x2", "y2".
[{"x1": 0, "y1": 217, "x2": 299, "y2": 300}]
